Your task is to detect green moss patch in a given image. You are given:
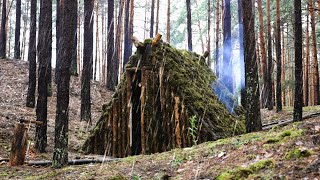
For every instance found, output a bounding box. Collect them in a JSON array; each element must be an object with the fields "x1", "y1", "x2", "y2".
[
  {"x1": 216, "y1": 159, "x2": 275, "y2": 179},
  {"x1": 284, "y1": 148, "x2": 312, "y2": 160}
]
